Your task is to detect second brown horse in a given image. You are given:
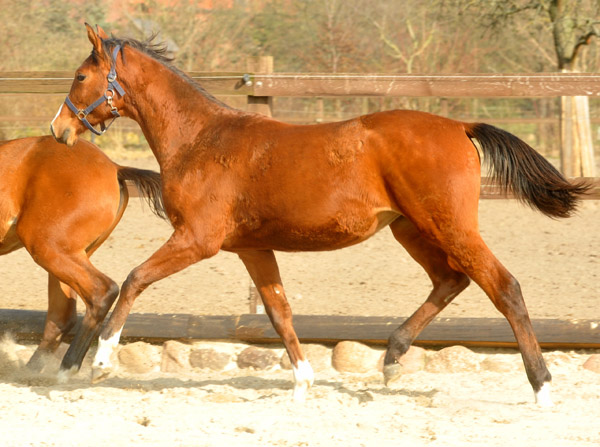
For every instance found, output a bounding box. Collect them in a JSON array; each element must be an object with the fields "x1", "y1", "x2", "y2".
[{"x1": 0, "y1": 135, "x2": 165, "y2": 373}]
